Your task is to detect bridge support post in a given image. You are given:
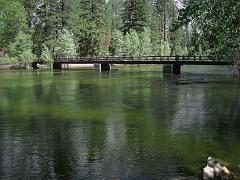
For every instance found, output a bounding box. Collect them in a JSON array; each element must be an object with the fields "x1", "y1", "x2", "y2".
[
  {"x1": 101, "y1": 63, "x2": 111, "y2": 71},
  {"x1": 173, "y1": 63, "x2": 181, "y2": 74},
  {"x1": 53, "y1": 62, "x2": 62, "y2": 69}
]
